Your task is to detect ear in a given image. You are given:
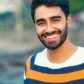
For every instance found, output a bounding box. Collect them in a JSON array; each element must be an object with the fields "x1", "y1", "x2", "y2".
[{"x1": 67, "y1": 15, "x2": 72, "y2": 29}]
